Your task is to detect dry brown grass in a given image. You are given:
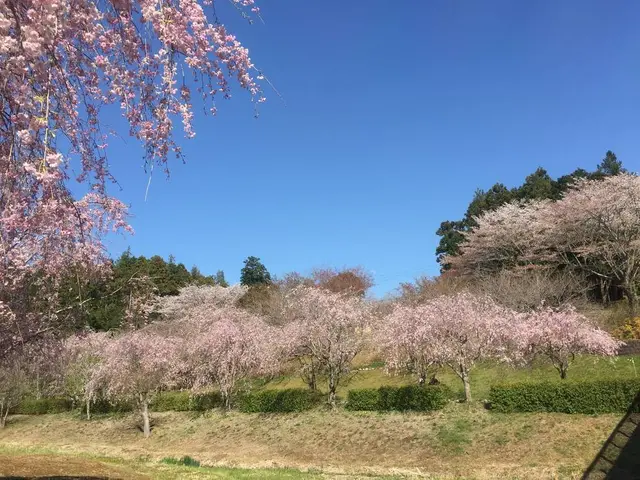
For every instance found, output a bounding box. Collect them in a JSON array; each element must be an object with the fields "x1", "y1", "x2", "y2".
[{"x1": 0, "y1": 403, "x2": 619, "y2": 479}]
